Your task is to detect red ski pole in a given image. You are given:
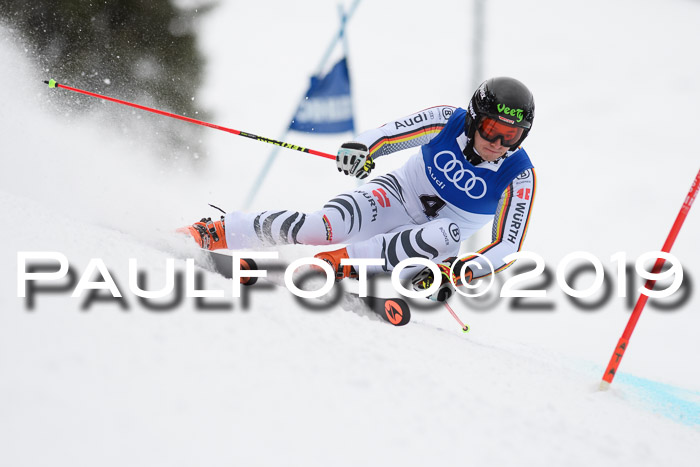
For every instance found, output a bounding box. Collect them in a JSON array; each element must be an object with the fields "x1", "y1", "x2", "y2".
[
  {"x1": 44, "y1": 79, "x2": 335, "y2": 160},
  {"x1": 444, "y1": 301, "x2": 470, "y2": 333},
  {"x1": 600, "y1": 168, "x2": 700, "y2": 390}
]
